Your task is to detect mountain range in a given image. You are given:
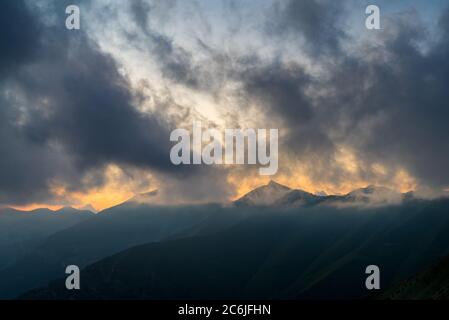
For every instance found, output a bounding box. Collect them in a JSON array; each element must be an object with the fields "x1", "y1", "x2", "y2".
[
  {"x1": 235, "y1": 181, "x2": 404, "y2": 208},
  {"x1": 0, "y1": 207, "x2": 93, "y2": 271},
  {"x1": 1, "y1": 181, "x2": 449, "y2": 300}
]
